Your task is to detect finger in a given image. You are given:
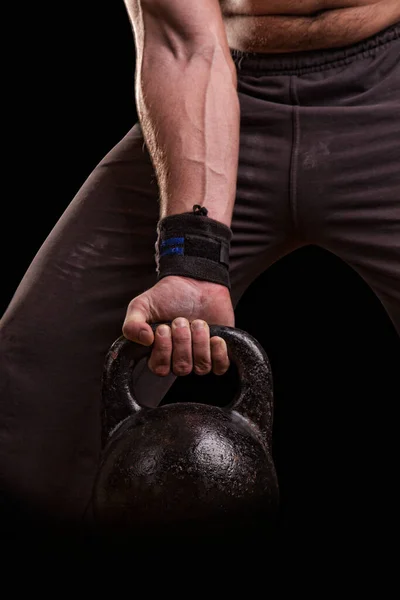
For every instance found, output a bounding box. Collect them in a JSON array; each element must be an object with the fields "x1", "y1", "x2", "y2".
[
  {"x1": 210, "y1": 336, "x2": 230, "y2": 376},
  {"x1": 191, "y1": 320, "x2": 212, "y2": 376},
  {"x1": 122, "y1": 303, "x2": 154, "y2": 346},
  {"x1": 171, "y1": 318, "x2": 192, "y2": 376},
  {"x1": 148, "y1": 325, "x2": 172, "y2": 376}
]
